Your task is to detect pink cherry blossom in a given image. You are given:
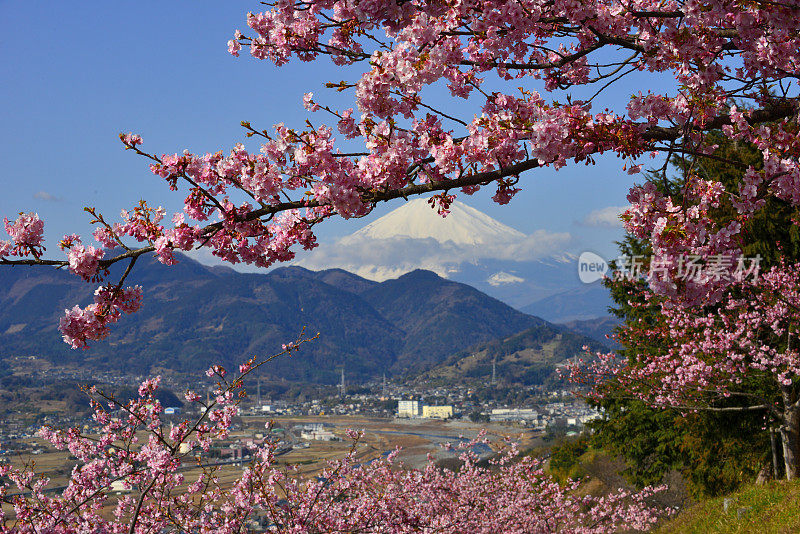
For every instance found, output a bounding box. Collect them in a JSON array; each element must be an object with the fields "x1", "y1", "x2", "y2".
[
  {"x1": 67, "y1": 242, "x2": 104, "y2": 280},
  {"x1": 122, "y1": 132, "x2": 143, "y2": 147},
  {"x1": 58, "y1": 285, "x2": 142, "y2": 348},
  {"x1": 3, "y1": 212, "x2": 44, "y2": 257}
]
